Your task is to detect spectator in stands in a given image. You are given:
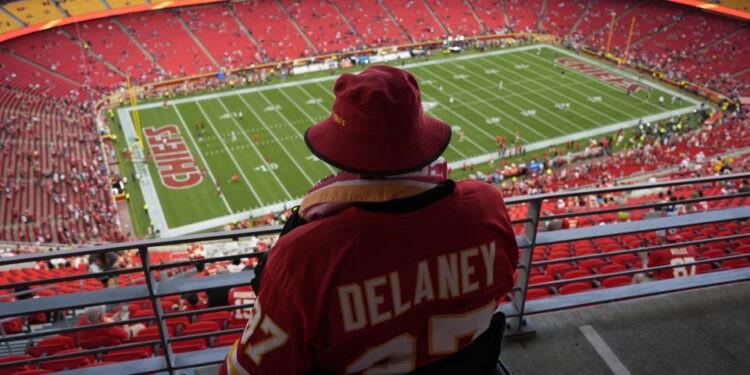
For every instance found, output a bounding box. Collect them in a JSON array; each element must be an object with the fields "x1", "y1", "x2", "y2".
[
  {"x1": 634, "y1": 231, "x2": 697, "y2": 283},
  {"x1": 175, "y1": 292, "x2": 206, "y2": 312},
  {"x1": 226, "y1": 258, "x2": 245, "y2": 273},
  {"x1": 222, "y1": 66, "x2": 518, "y2": 374},
  {"x1": 78, "y1": 305, "x2": 145, "y2": 344},
  {"x1": 88, "y1": 251, "x2": 120, "y2": 288},
  {"x1": 205, "y1": 266, "x2": 232, "y2": 307}
]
